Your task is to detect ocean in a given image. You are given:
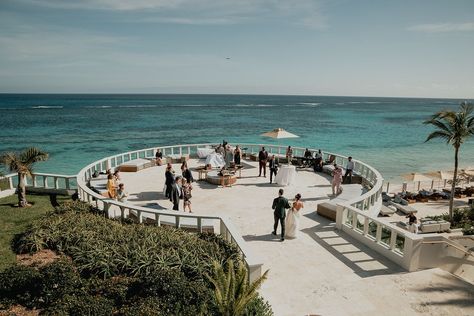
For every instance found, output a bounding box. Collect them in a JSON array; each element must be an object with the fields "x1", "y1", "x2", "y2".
[{"x1": 0, "y1": 94, "x2": 472, "y2": 182}]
